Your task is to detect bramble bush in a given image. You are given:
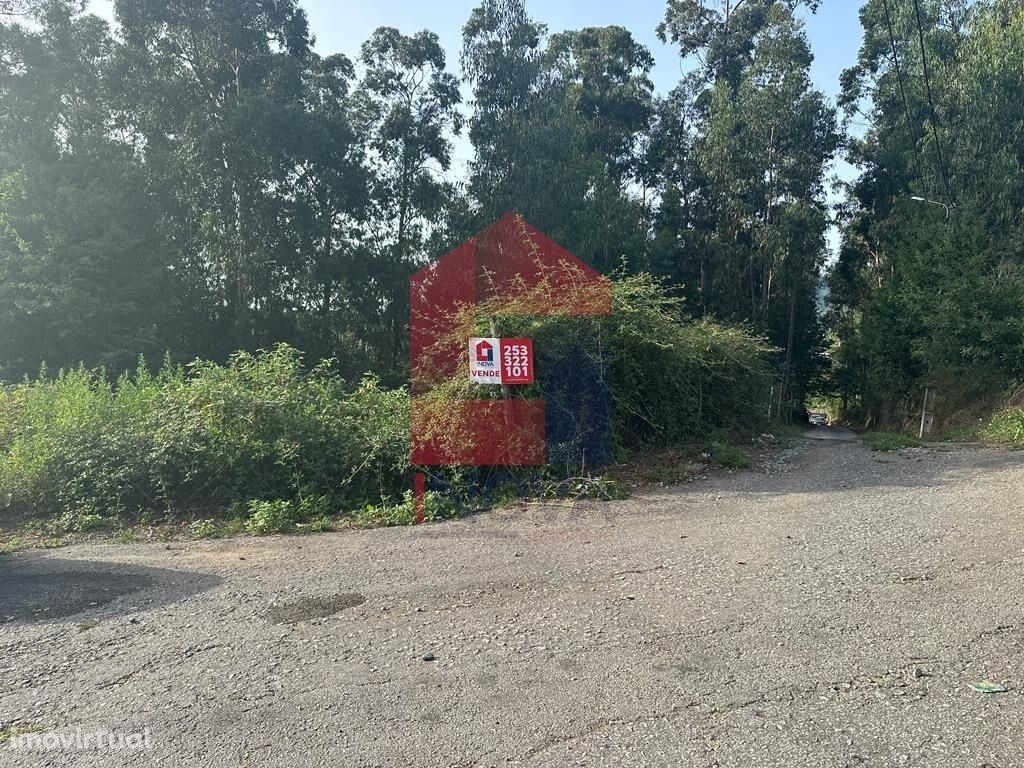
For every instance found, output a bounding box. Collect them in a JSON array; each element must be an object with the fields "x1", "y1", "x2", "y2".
[{"x1": 0, "y1": 346, "x2": 409, "y2": 528}]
